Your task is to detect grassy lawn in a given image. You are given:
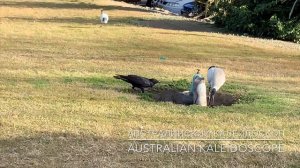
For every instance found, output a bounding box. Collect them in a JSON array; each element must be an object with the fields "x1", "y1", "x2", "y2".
[{"x1": 0, "y1": 0, "x2": 300, "y2": 167}]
